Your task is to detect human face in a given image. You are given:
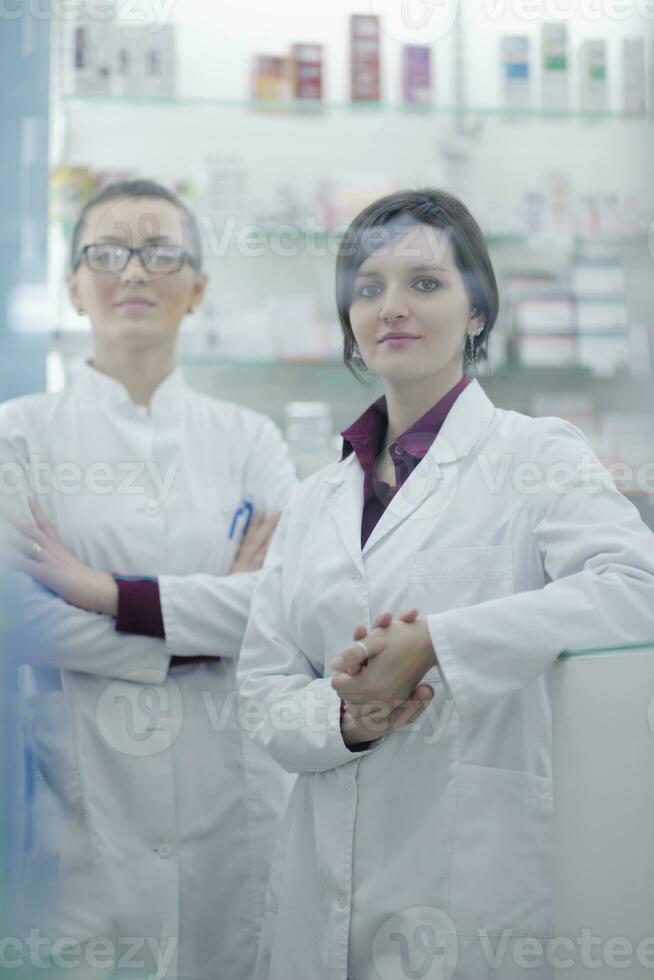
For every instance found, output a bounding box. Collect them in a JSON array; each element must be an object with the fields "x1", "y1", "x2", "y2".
[
  {"x1": 348, "y1": 224, "x2": 484, "y2": 385},
  {"x1": 67, "y1": 196, "x2": 207, "y2": 353}
]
